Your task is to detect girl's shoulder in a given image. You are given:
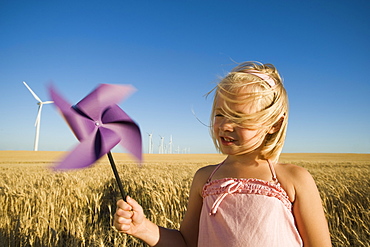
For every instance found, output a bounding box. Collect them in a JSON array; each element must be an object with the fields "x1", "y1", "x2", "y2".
[
  {"x1": 276, "y1": 162, "x2": 314, "y2": 183},
  {"x1": 192, "y1": 164, "x2": 219, "y2": 195},
  {"x1": 194, "y1": 164, "x2": 218, "y2": 183},
  {"x1": 275, "y1": 162, "x2": 311, "y2": 177},
  {"x1": 275, "y1": 163, "x2": 316, "y2": 203}
]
